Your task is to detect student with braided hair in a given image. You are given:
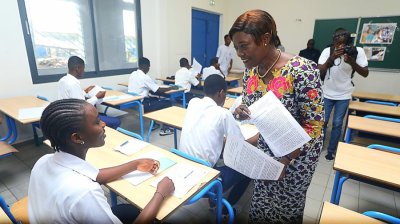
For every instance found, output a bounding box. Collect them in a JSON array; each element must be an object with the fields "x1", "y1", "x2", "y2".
[{"x1": 28, "y1": 99, "x2": 174, "y2": 224}]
